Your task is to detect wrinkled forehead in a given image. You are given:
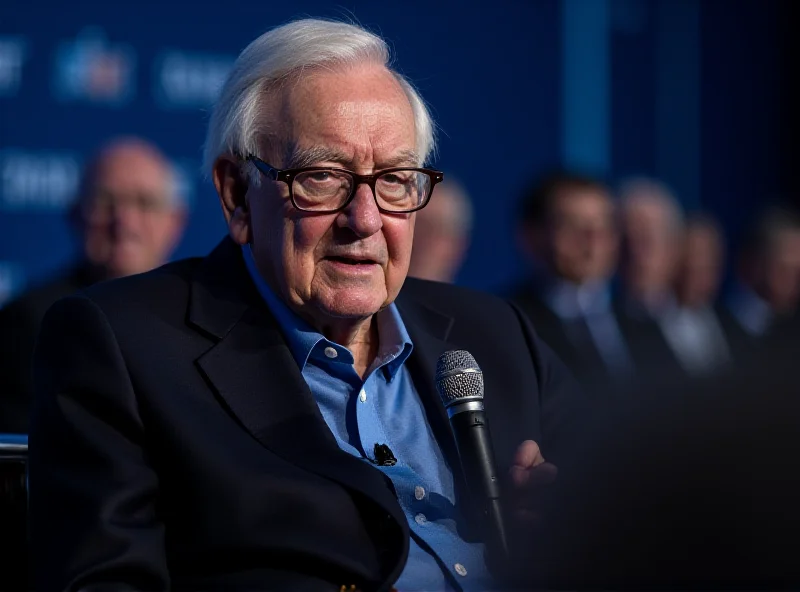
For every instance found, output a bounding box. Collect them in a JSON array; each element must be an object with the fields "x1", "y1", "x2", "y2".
[{"x1": 267, "y1": 64, "x2": 417, "y2": 167}]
